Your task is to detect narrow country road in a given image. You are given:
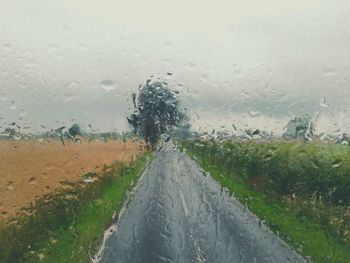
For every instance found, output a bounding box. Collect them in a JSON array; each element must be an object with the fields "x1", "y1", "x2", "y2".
[{"x1": 95, "y1": 142, "x2": 305, "y2": 263}]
